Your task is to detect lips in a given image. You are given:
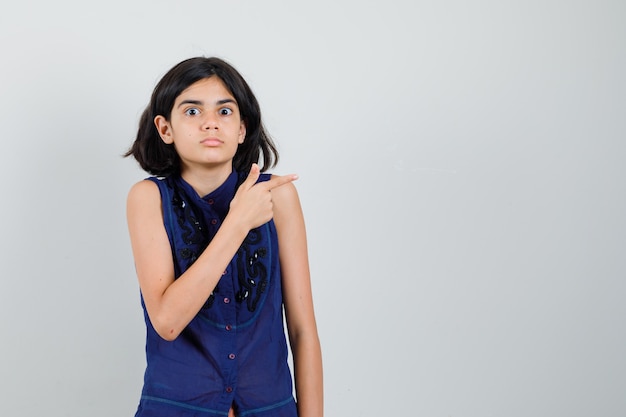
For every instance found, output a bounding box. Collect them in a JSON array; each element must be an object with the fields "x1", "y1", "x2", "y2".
[{"x1": 201, "y1": 137, "x2": 223, "y2": 146}]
